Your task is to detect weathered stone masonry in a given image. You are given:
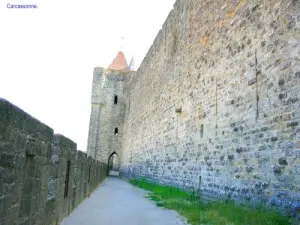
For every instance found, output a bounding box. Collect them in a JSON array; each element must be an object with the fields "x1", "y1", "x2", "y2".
[
  {"x1": 87, "y1": 67, "x2": 135, "y2": 164},
  {"x1": 87, "y1": 0, "x2": 300, "y2": 218},
  {"x1": 123, "y1": 0, "x2": 300, "y2": 217},
  {"x1": 0, "y1": 98, "x2": 107, "y2": 225}
]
